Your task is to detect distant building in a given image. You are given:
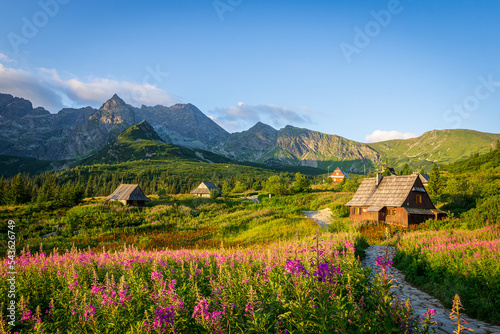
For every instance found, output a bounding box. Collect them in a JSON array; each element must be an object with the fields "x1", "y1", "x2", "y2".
[
  {"x1": 191, "y1": 182, "x2": 222, "y2": 198},
  {"x1": 329, "y1": 167, "x2": 349, "y2": 183},
  {"x1": 345, "y1": 173, "x2": 446, "y2": 227},
  {"x1": 106, "y1": 184, "x2": 150, "y2": 207}
]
